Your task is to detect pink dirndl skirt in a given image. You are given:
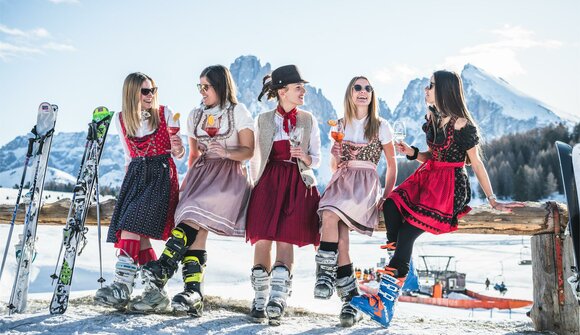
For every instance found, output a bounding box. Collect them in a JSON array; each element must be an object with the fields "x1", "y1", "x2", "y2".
[
  {"x1": 318, "y1": 160, "x2": 380, "y2": 236},
  {"x1": 174, "y1": 156, "x2": 251, "y2": 237}
]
